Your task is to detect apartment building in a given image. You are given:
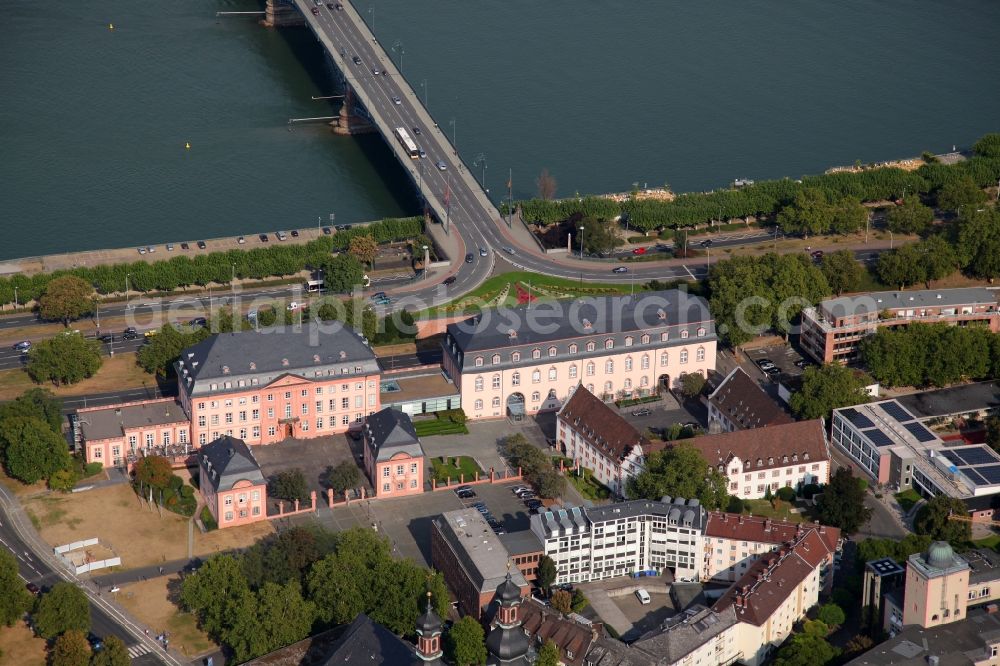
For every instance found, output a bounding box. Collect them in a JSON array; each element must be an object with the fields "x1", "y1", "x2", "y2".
[
  {"x1": 362, "y1": 407, "x2": 425, "y2": 499},
  {"x1": 702, "y1": 512, "x2": 841, "y2": 590},
  {"x1": 686, "y1": 419, "x2": 830, "y2": 499},
  {"x1": 712, "y1": 530, "x2": 830, "y2": 666},
  {"x1": 707, "y1": 367, "x2": 793, "y2": 433},
  {"x1": 198, "y1": 435, "x2": 268, "y2": 528},
  {"x1": 800, "y1": 287, "x2": 1000, "y2": 364},
  {"x1": 77, "y1": 398, "x2": 191, "y2": 467},
  {"x1": 556, "y1": 385, "x2": 662, "y2": 497},
  {"x1": 529, "y1": 498, "x2": 707, "y2": 585},
  {"x1": 175, "y1": 325, "x2": 381, "y2": 446},
  {"x1": 441, "y1": 290, "x2": 716, "y2": 420}
]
